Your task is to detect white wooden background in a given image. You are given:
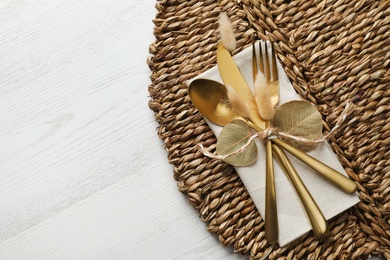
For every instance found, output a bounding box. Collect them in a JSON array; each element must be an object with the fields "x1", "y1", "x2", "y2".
[{"x1": 0, "y1": 0, "x2": 247, "y2": 259}]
